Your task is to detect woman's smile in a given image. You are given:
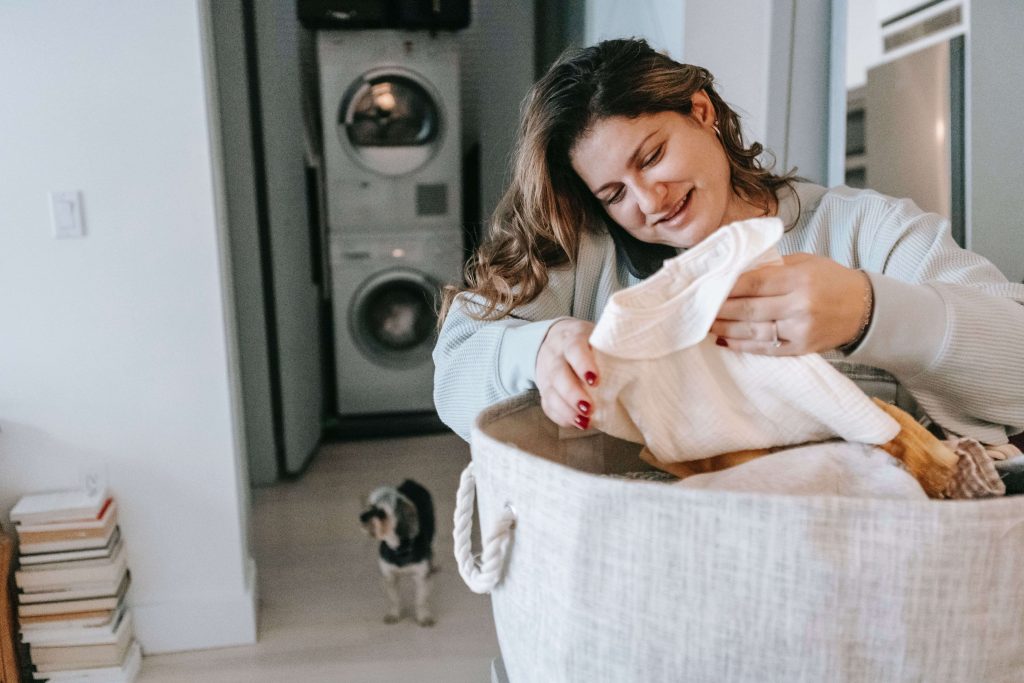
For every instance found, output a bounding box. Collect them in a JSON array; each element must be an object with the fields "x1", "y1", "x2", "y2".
[{"x1": 653, "y1": 188, "x2": 693, "y2": 228}]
